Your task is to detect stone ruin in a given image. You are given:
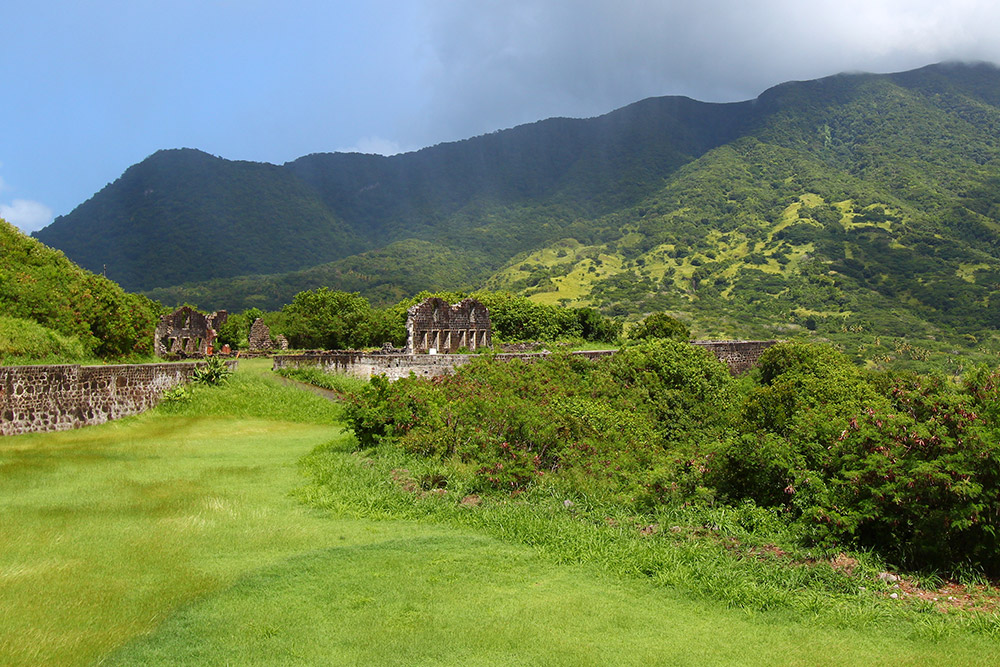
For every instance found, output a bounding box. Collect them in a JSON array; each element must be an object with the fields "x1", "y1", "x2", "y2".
[
  {"x1": 248, "y1": 318, "x2": 272, "y2": 351},
  {"x1": 406, "y1": 297, "x2": 491, "y2": 354},
  {"x1": 155, "y1": 306, "x2": 227, "y2": 357}
]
